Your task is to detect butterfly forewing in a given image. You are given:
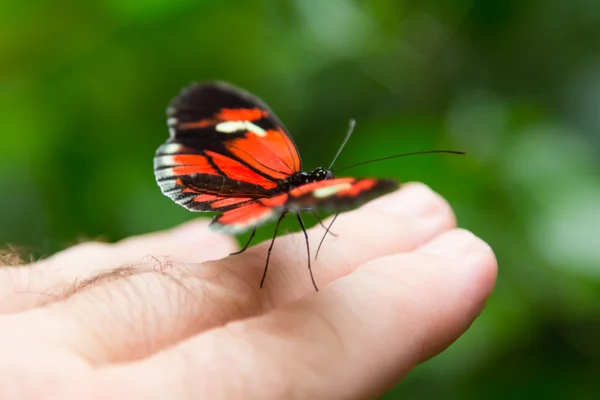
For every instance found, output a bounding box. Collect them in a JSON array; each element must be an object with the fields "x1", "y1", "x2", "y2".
[
  {"x1": 154, "y1": 82, "x2": 302, "y2": 214},
  {"x1": 166, "y1": 81, "x2": 301, "y2": 175}
]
